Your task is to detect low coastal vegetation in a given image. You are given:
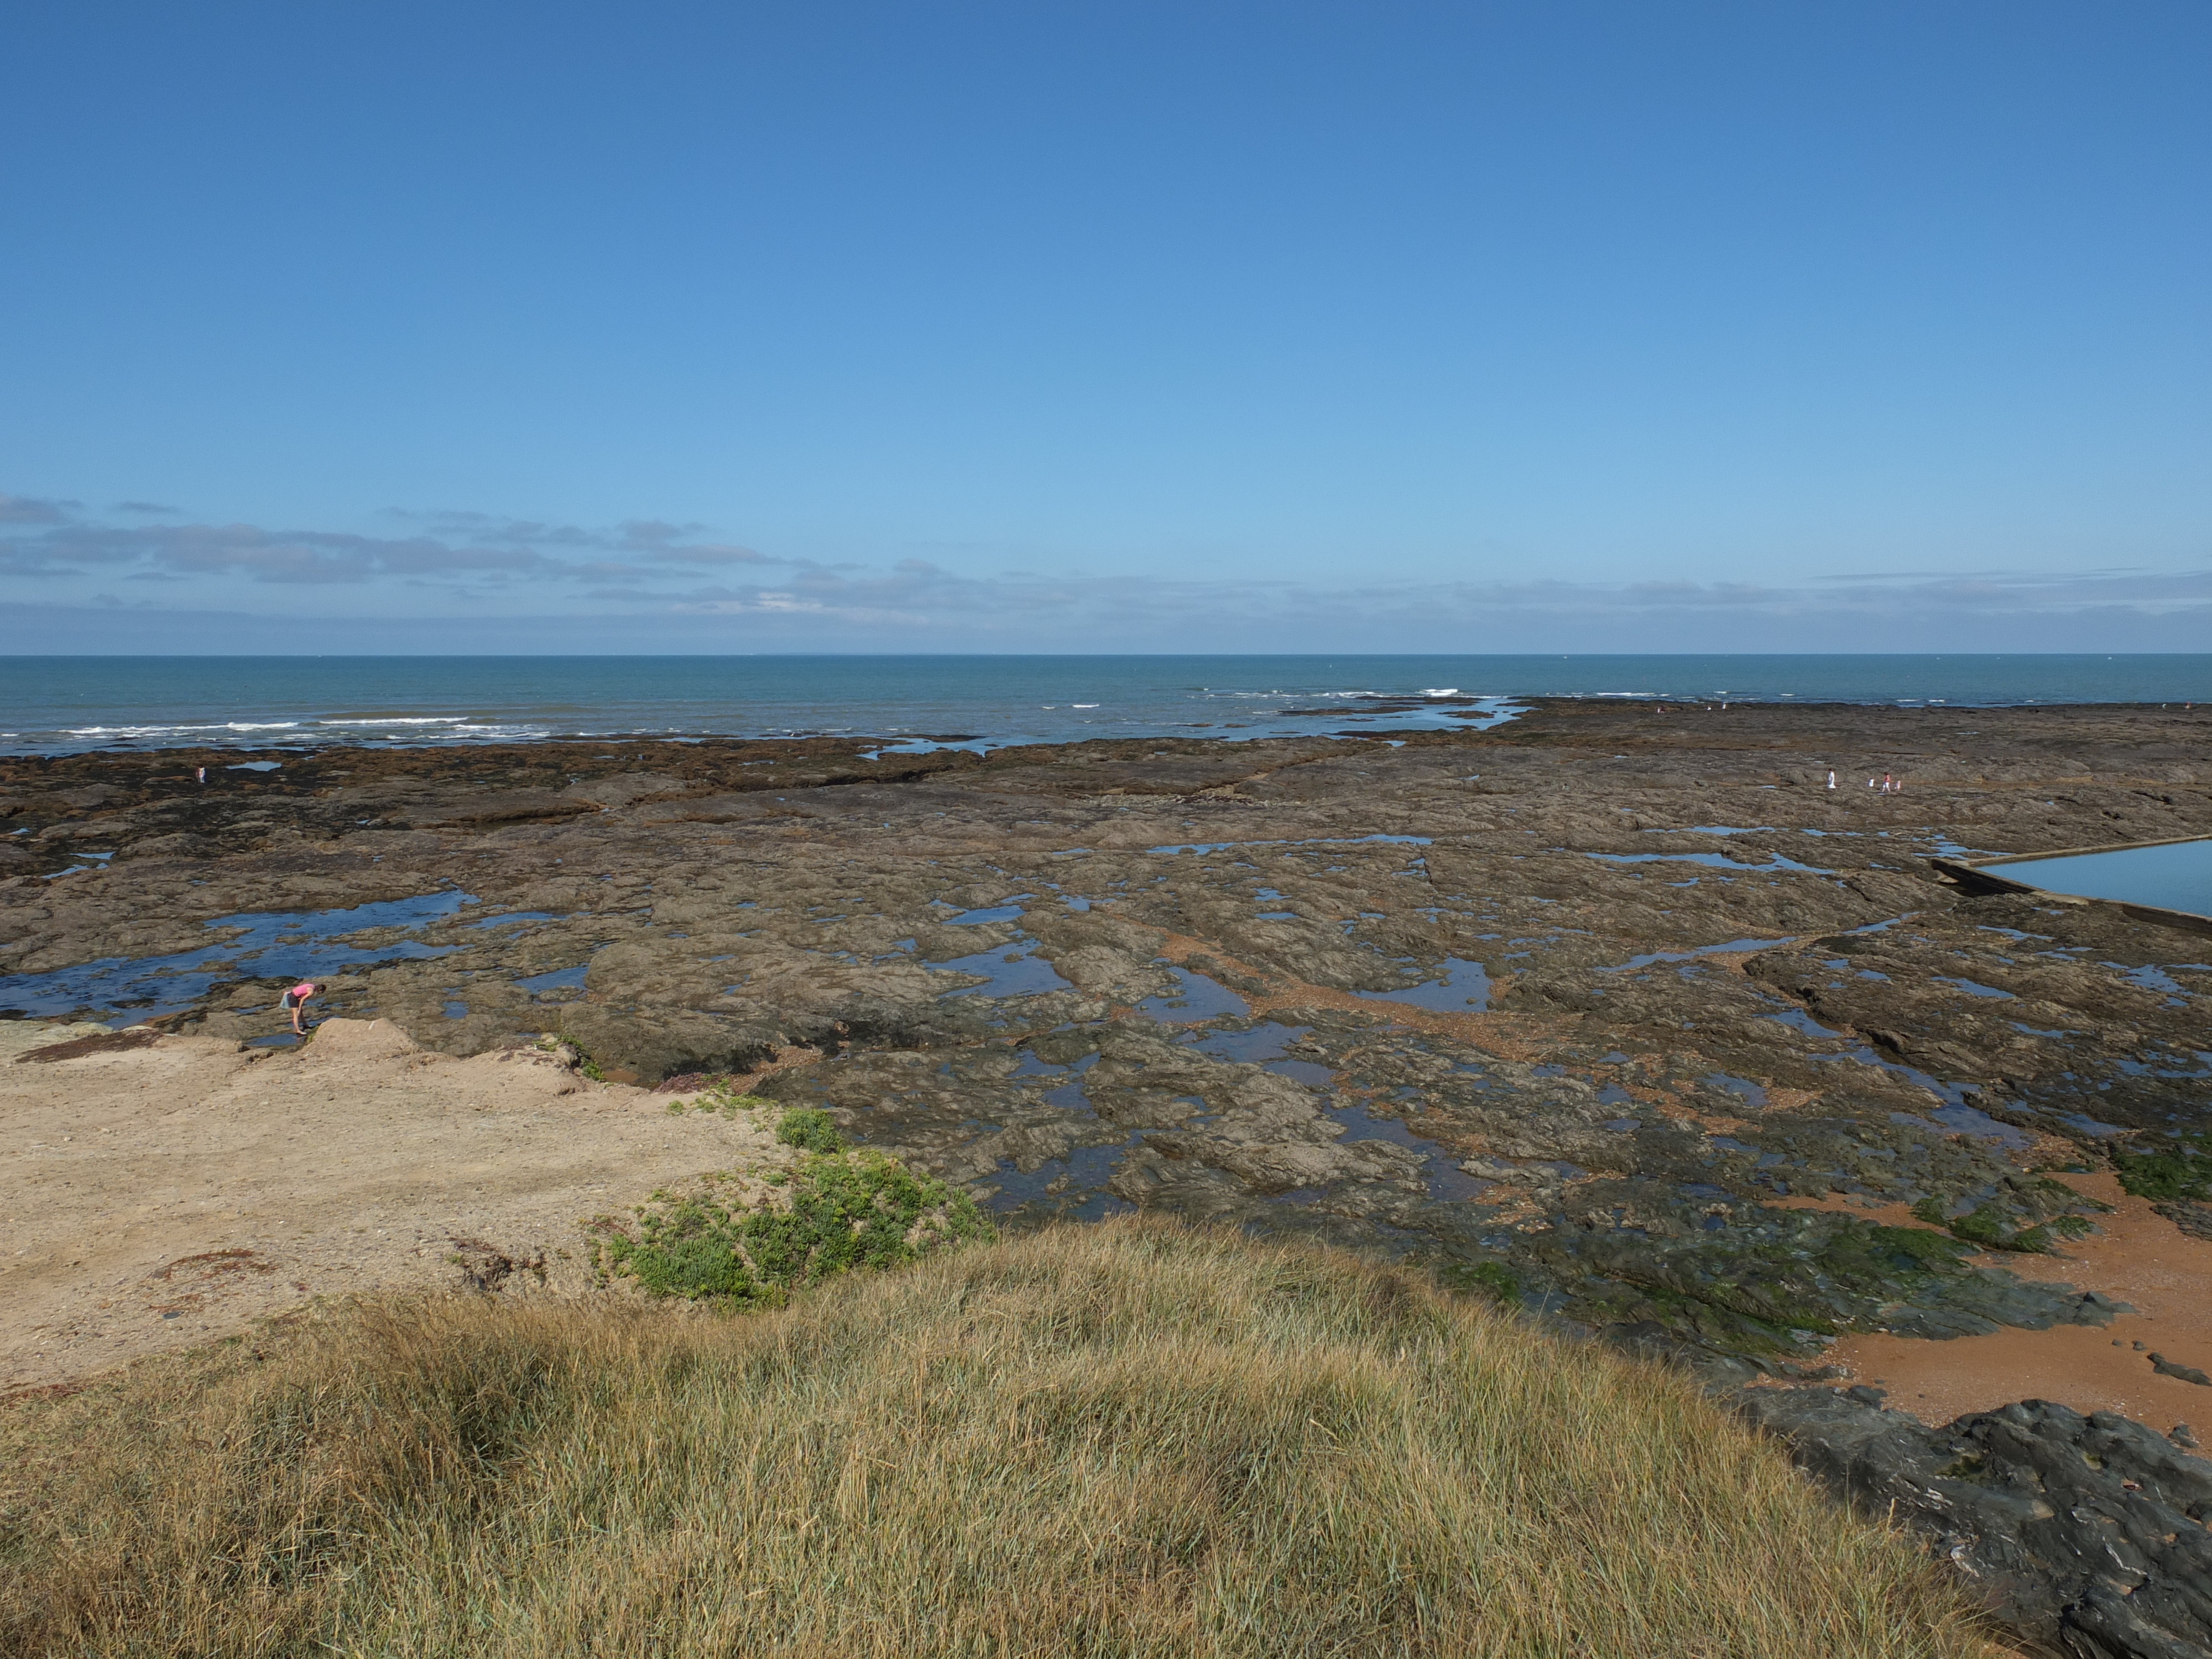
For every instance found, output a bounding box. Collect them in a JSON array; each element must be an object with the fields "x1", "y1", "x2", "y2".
[
  {"x1": 2, "y1": 1222, "x2": 2000, "y2": 1658},
  {"x1": 590, "y1": 1109, "x2": 992, "y2": 1304}
]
